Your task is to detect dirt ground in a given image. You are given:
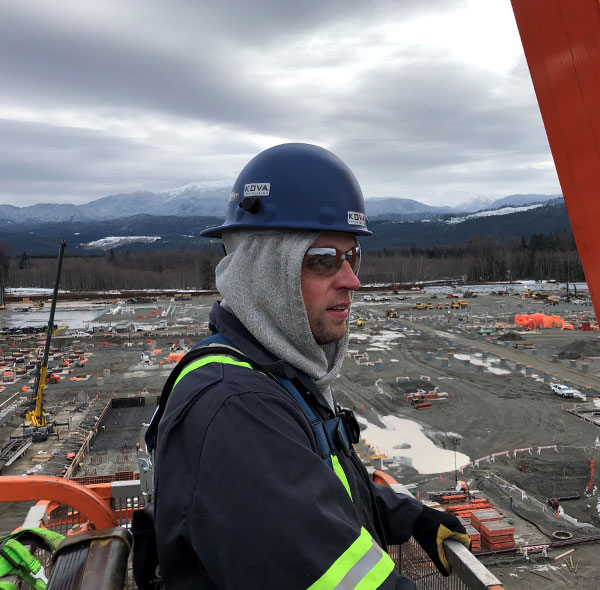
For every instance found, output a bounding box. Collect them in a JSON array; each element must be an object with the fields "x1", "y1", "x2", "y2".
[
  {"x1": 343, "y1": 292, "x2": 600, "y2": 588},
  {"x1": 2, "y1": 290, "x2": 600, "y2": 587}
]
